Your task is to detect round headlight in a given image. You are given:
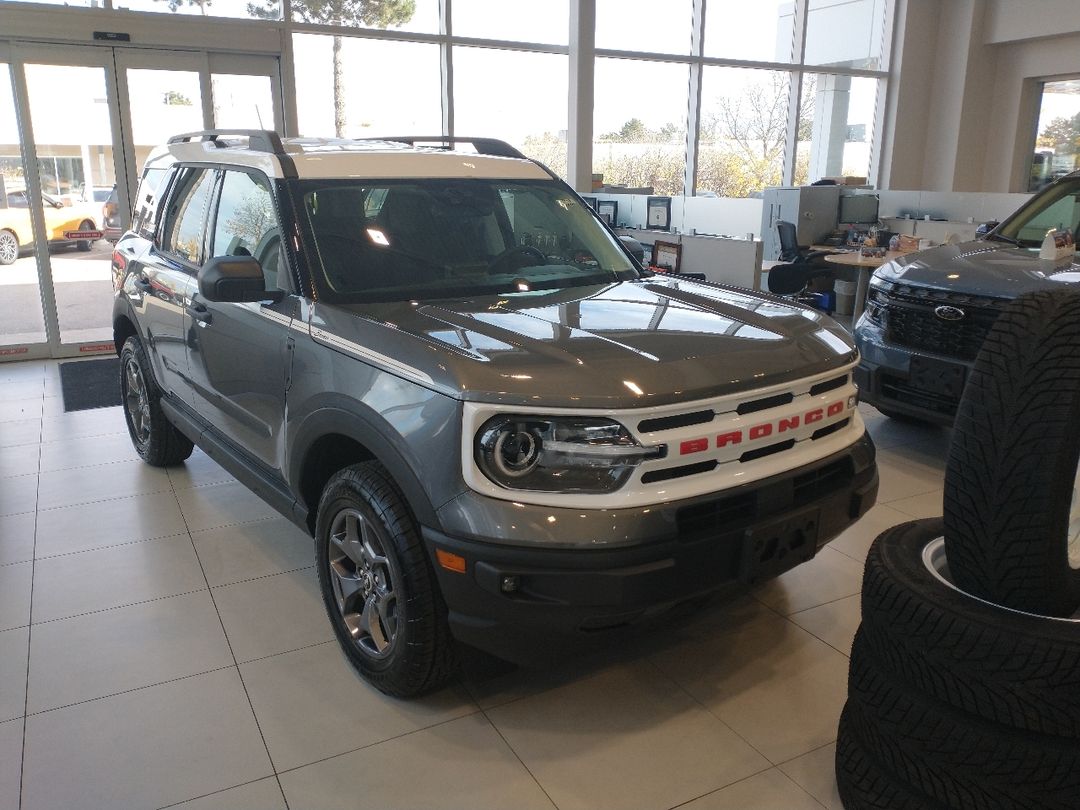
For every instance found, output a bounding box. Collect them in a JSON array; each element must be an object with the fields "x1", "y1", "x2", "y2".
[{"x1": 490, "y1": 425, "x2": 542, "y2": 478}]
